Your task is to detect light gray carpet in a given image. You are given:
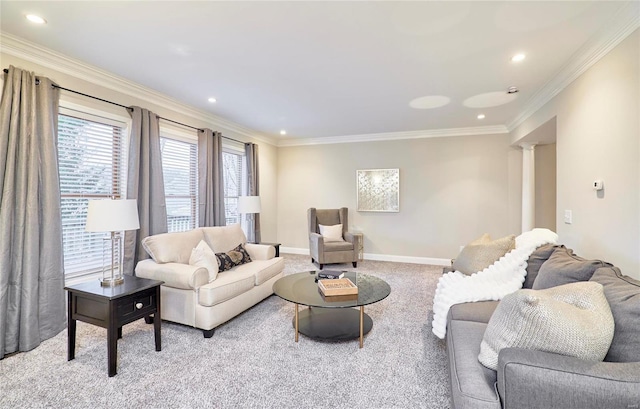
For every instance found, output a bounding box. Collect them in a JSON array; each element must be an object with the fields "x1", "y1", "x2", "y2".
[{"x1": 0, "y1": 255, "x2": 450, "y2": 409}]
